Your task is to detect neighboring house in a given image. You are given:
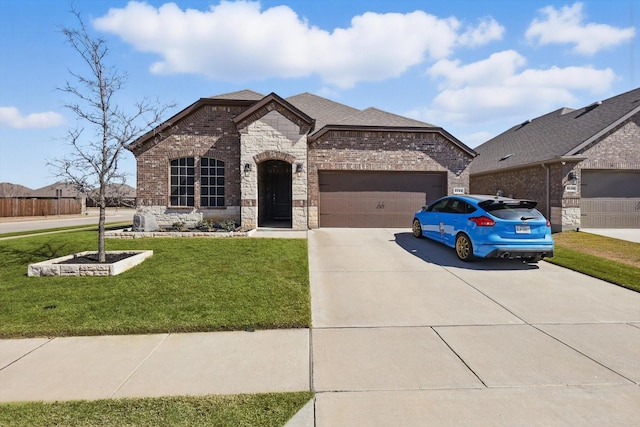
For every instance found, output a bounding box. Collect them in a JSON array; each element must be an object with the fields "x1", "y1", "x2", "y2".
[
  {"x1": 0, "y1": 182, "x2": 85, "y2": 217},
  {"x1": 30, "y1": 182, "x2": 86, "y2": 199},
  {"x1": 0, "y1": 183, "x2": 32, "y2": 197},
  {"x1": 128, "y1": 90, "x2": 475, "y2": 230},
  {"x1": 86, "y1": 184, "x2": 136, "y2": 208},
  {"x1": 470, "y1": 87, "x2": 640, "y2": 231}
]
